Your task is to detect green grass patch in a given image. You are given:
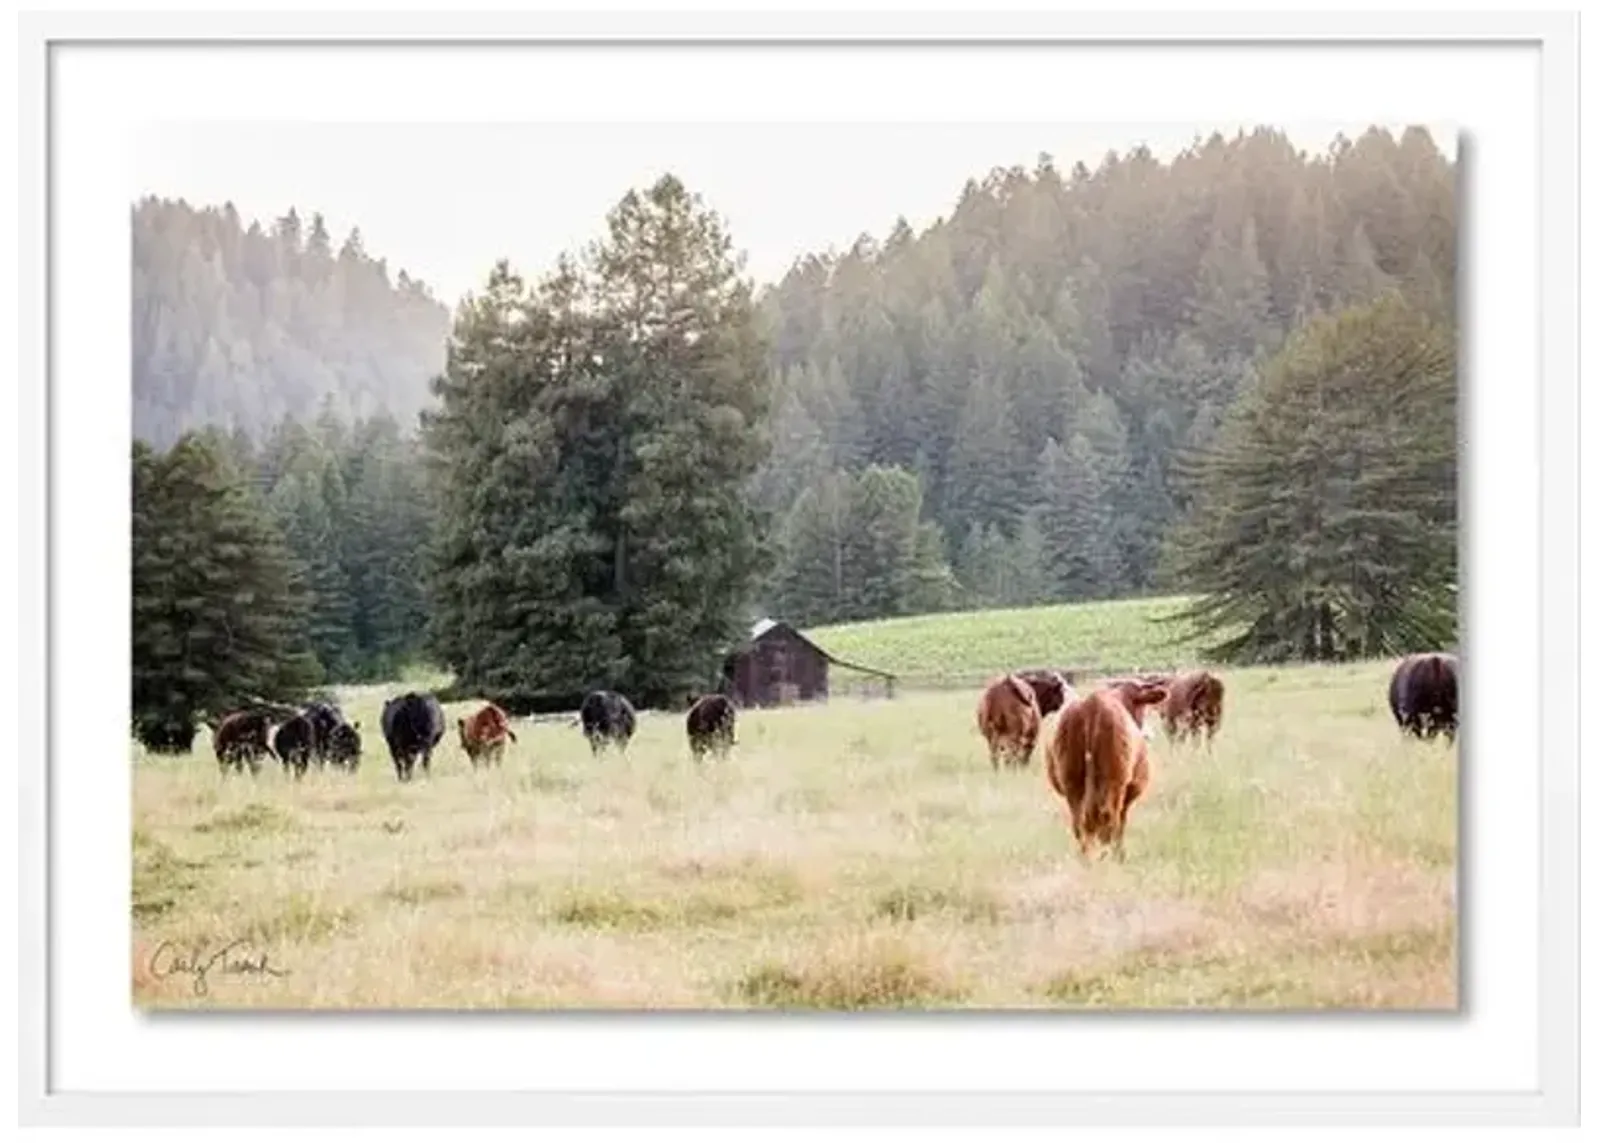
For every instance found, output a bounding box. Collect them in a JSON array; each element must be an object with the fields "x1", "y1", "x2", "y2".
[{"x1": 804, "y1": 595, "x2": 1206, "y2": 689}]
